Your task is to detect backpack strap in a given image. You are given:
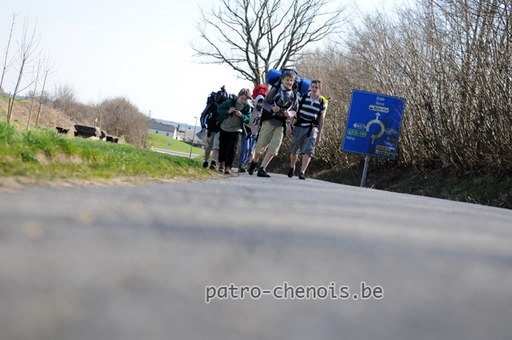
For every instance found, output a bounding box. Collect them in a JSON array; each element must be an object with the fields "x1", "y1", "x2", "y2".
[
  {"x1": 295, "y1": 94, "x2": 325, "y2": 128},
  {"x1": 299, "y1": 92, "x2": 308, "y2": 110}
]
